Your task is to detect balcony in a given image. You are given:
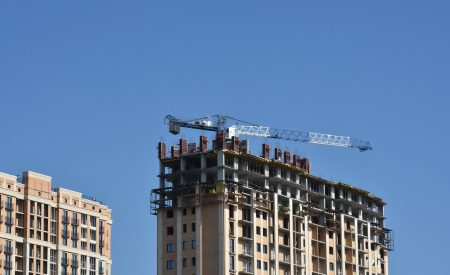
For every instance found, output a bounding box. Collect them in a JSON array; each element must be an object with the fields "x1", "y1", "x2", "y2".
[
  {"x1": 71, "y1": 232, "x2": 79, "y2": 240},
  {"x1": 4, "y1": 261, "x2": 12, "y2": 270},
  {"x1": 4, "y1": 245, "x2": 13, "y2": 255},
  {"x1": 71, "y1": 219, "x2": 79, "y2": 226},
  {"x1": 62, "y1": 230, "x2": 70, "y2": 239},
  {"x1": 5, "y1": 203, "x2": 14, "y2": 211},
  {"x1": 99, "y1": 240, "x2": 105, "y2": 248},
  {"x1": 61, "y1": 258, "x2": 68, "y2": 267},
  {"x1": 5, "y1": 217, "x2": 13, "y2": 226},
  {"x1": 99, "y1": 267, "x2": 105, "y2": 274},
  {"x1": 71, "y1": 260, "x2": 79, "y2": 268},
  {"x1": 62, "y1": 216, "x2": 69, "y2": 224}
]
